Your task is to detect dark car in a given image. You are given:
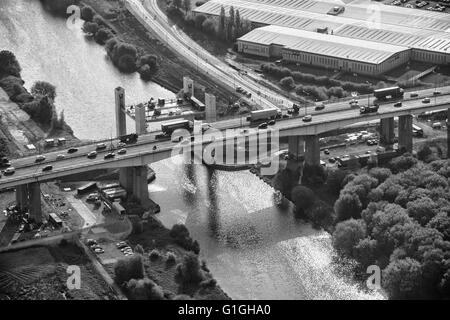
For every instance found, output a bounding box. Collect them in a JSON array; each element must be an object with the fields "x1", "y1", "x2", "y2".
[
  {"x1": 68, "y1": 148, "x2": 78, "y2": 154},
  {"x1": 394, "y1": 102, "x2": 402, "y2": 107},
  {"x1": 268, "y1": 120, "x2": 276, "y2": 126},
  {"x1": 433, "y1": 91, "x2": 441, "y2": 95},
  {"x1": 104, "y1": 152, "x2": 115, "y2": 160},
  {"x1": 328, "y1": 158, "x2": 336, "y2": 163},
  {"x1": 42, "y1": 165, "x2": 53, "y2": 172},
  {"x1": 258, "y1": 123, "x2": 268, "y2": 130},
  {"x1": 323, "y1": 149, "x2": 330, "y2": 155}
]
